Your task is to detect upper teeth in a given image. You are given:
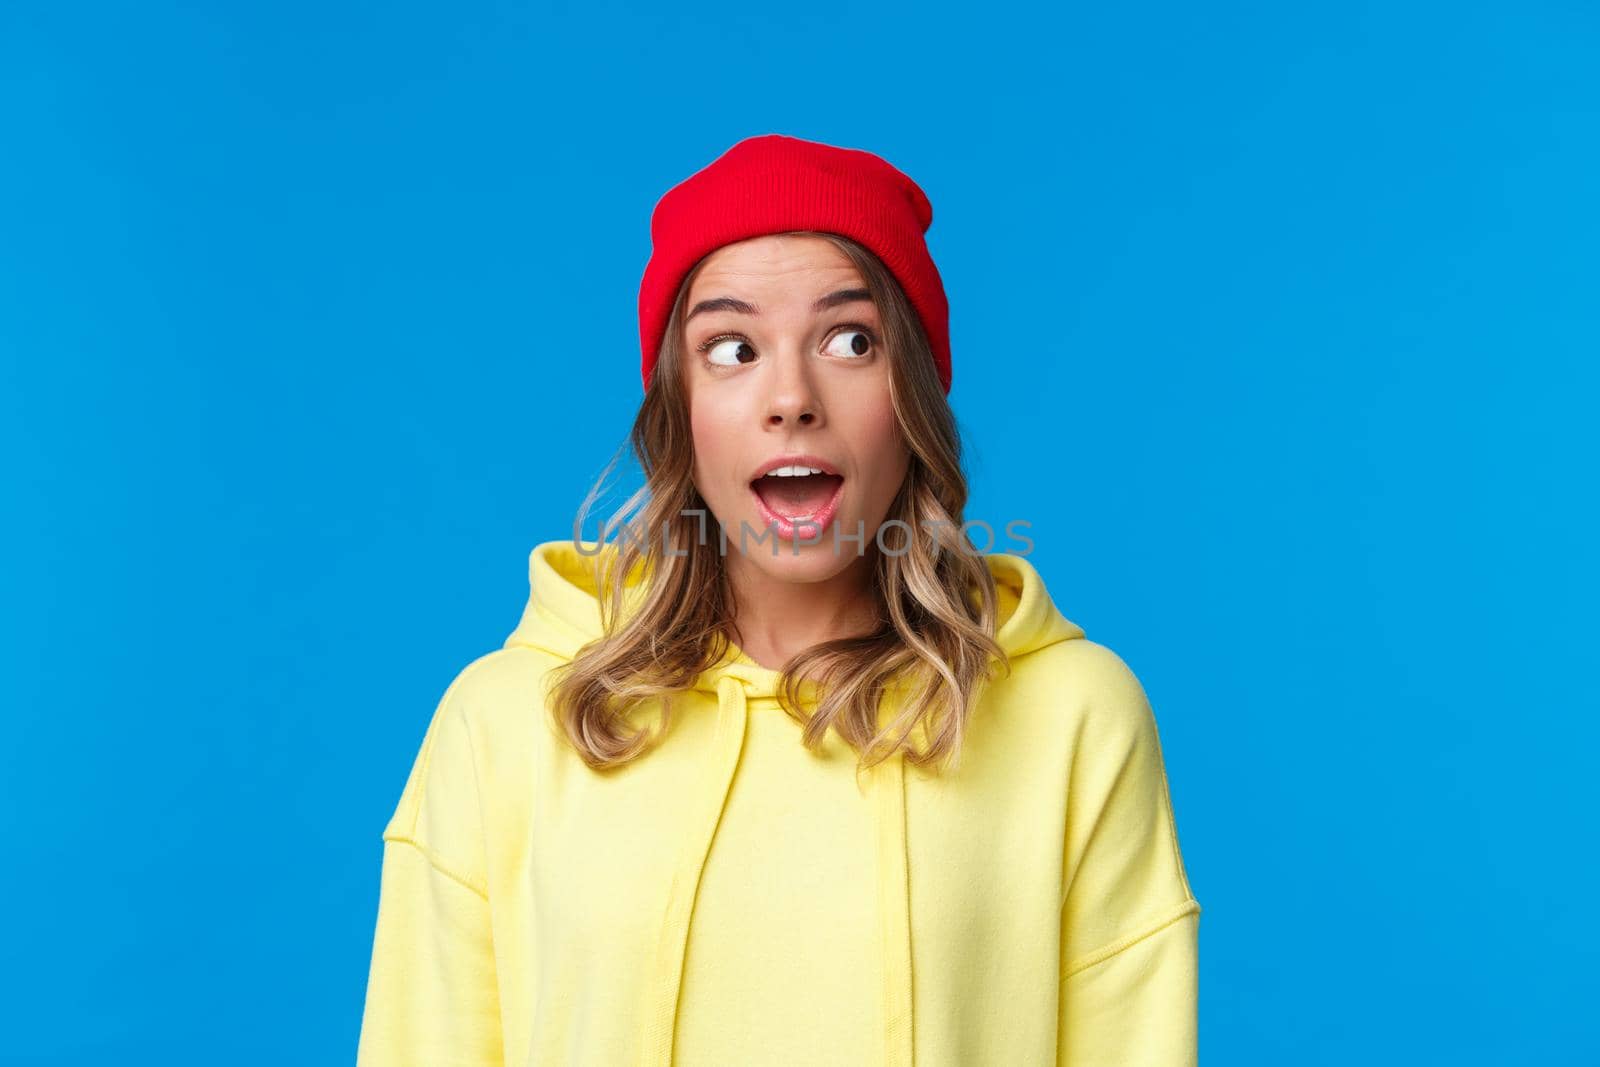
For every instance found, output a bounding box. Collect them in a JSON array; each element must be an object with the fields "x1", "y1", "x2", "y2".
[{"x1": 764, "y1": 465, "x2": 825, "y2": 477}]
